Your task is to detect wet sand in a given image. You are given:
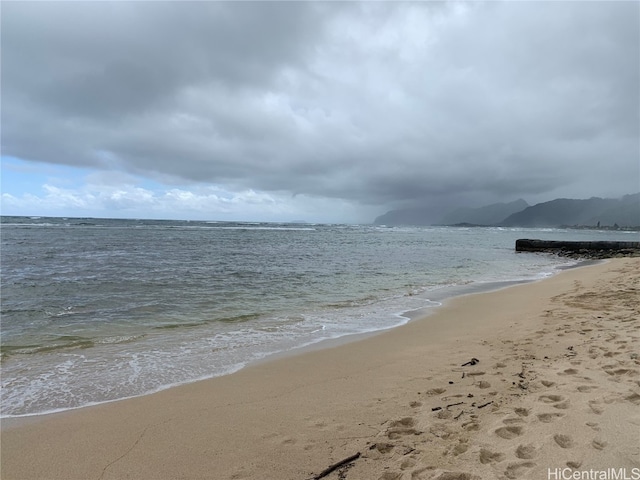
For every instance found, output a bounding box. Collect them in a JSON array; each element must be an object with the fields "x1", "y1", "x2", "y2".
[{"x1": 2, "y1": 258, "x2": 638, "y2": 480}]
